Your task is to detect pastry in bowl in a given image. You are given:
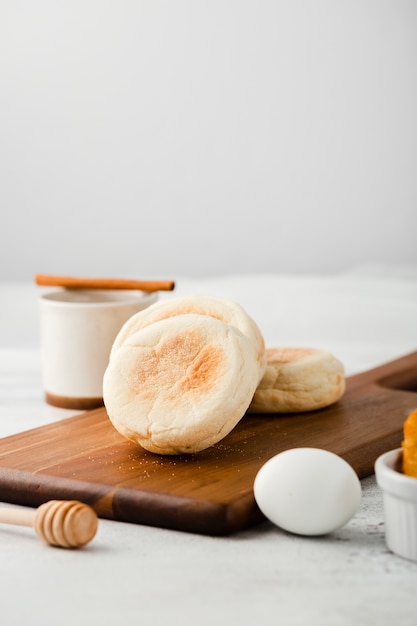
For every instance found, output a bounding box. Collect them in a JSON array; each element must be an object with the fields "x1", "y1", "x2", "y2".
[{"x1": 402, "y1": 407, "x2": 417, "y2": 477}]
